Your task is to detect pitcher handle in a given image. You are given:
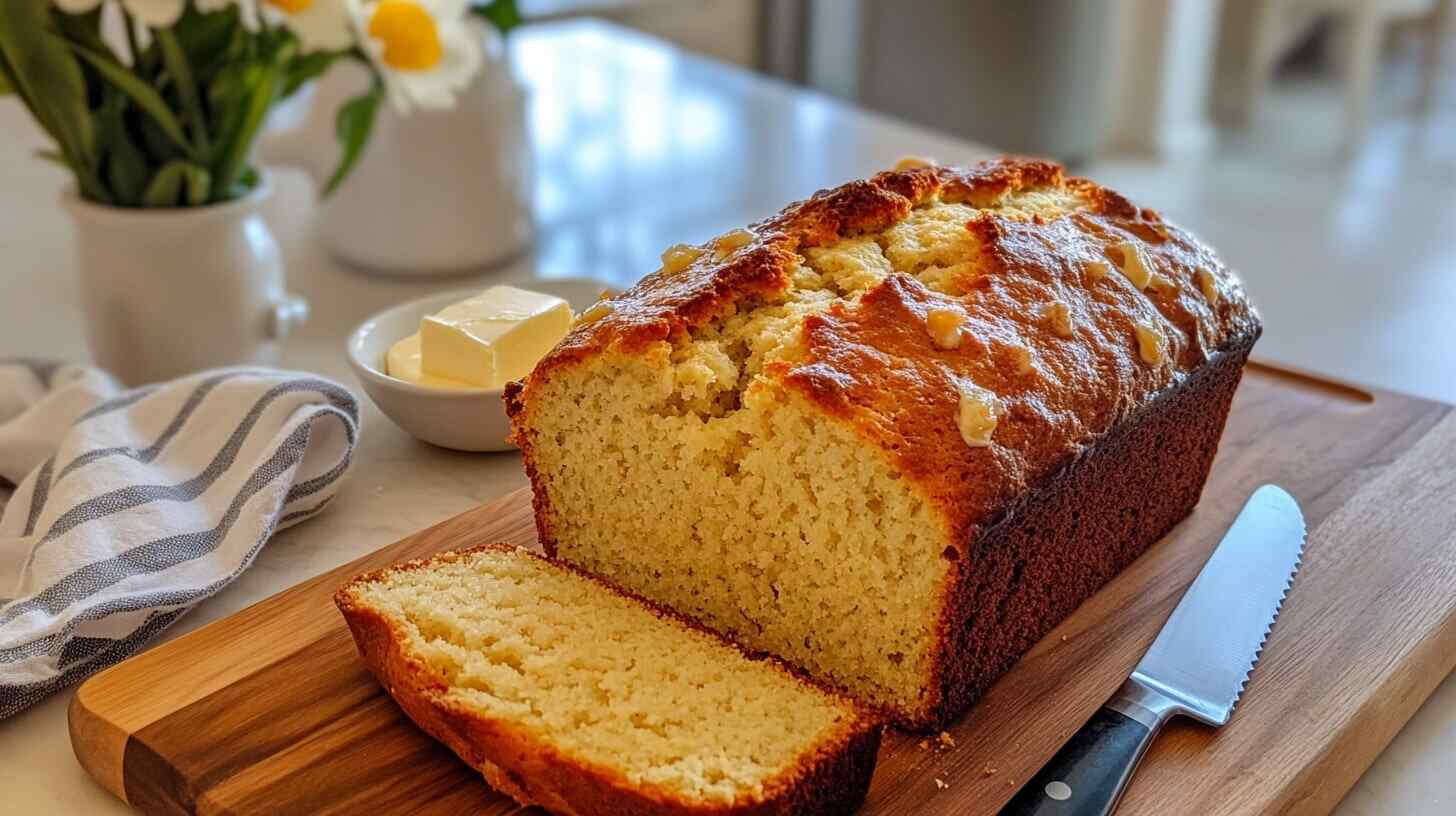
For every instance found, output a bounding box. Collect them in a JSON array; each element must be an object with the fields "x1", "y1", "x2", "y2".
[{"x1": 268, "y1": 294, "x2": 310, "y2": 340}]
